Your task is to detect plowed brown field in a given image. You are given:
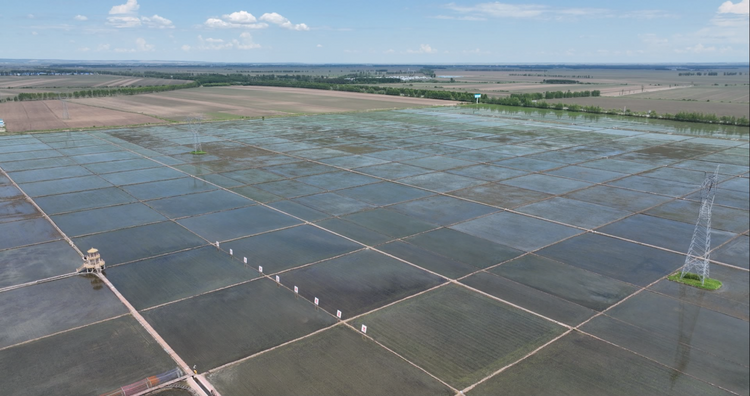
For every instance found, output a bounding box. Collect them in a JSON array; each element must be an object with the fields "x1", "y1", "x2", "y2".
[
  {"x1": 72, "y1": 86, "x2": 457, "y2": 121},
  {"x1": 547, "y1": 96, "x2": 749, "y2": 118},
  {"x1": 0, "y1": 100, "x2": 164, "y2": 132}
]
